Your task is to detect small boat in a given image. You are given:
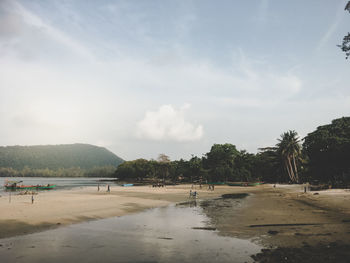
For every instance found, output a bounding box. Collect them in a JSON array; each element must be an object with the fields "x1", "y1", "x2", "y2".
[{"x1": 4, "y1": 180, "x2": 56, "y2": 190}]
